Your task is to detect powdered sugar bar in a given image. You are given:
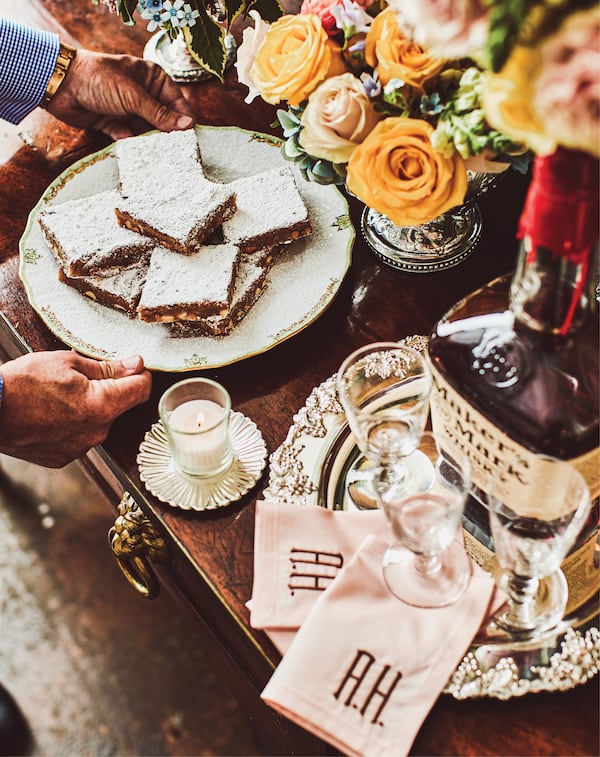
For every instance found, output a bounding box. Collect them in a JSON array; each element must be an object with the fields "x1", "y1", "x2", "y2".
[
  {"x1": 115, "y1": 128, "x2": 205, "y2": 197},
  {"x1": 58, "y1": 258, "x2": 150, "y2": 318},
  {"x1": 168, "y1": 245, "x2": 282, "y2": 337},
  {"x1": 115, "y1": 129, "x2": 236, "y2": 254},
  {"x1": 222, "y1": 166, "x2": 312, "y2": 253},
  {"x1": 38, "y1": 189, "x2": 154, "y2": 277},
  {"x1": 137, "y1": 243, "x2": 240, "y2": 323}
]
